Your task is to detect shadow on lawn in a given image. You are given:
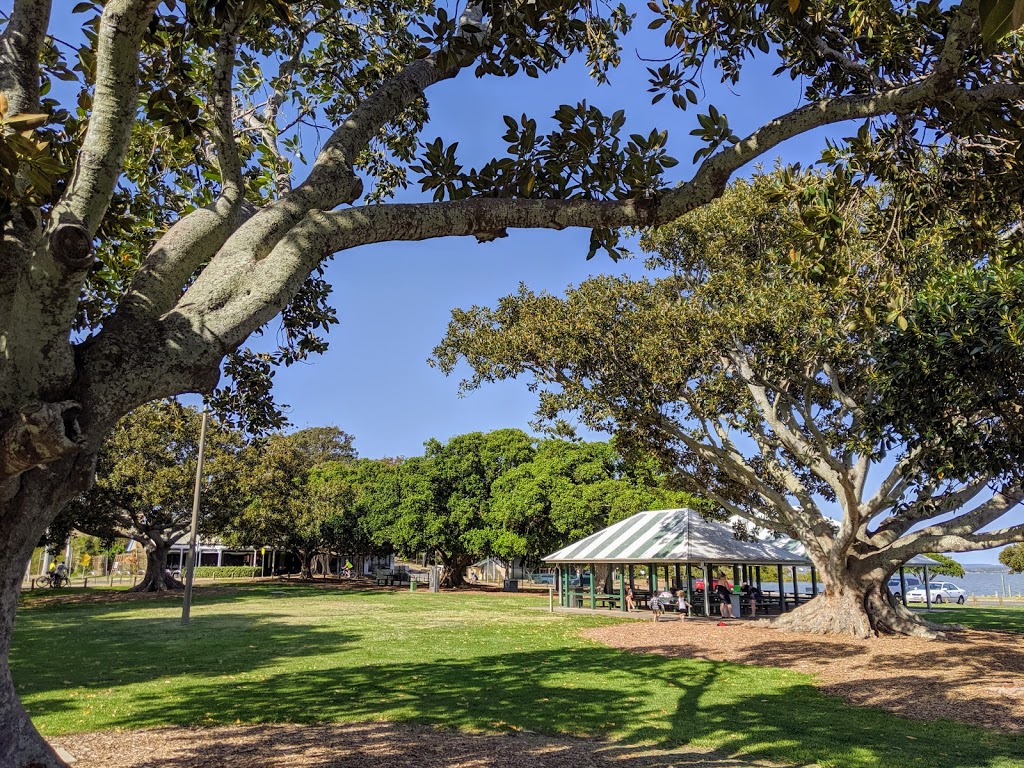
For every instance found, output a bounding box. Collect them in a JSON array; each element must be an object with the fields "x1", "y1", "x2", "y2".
[
  {"x1": 12, "y1": 611, "x2": 362, "y2": 724},
  {"x1": 625, "y1": 624, "x2": 1024, "y2": 730},
  {"x1": 95, "y1": 646, "x2": 1022, "y2": 768}
]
